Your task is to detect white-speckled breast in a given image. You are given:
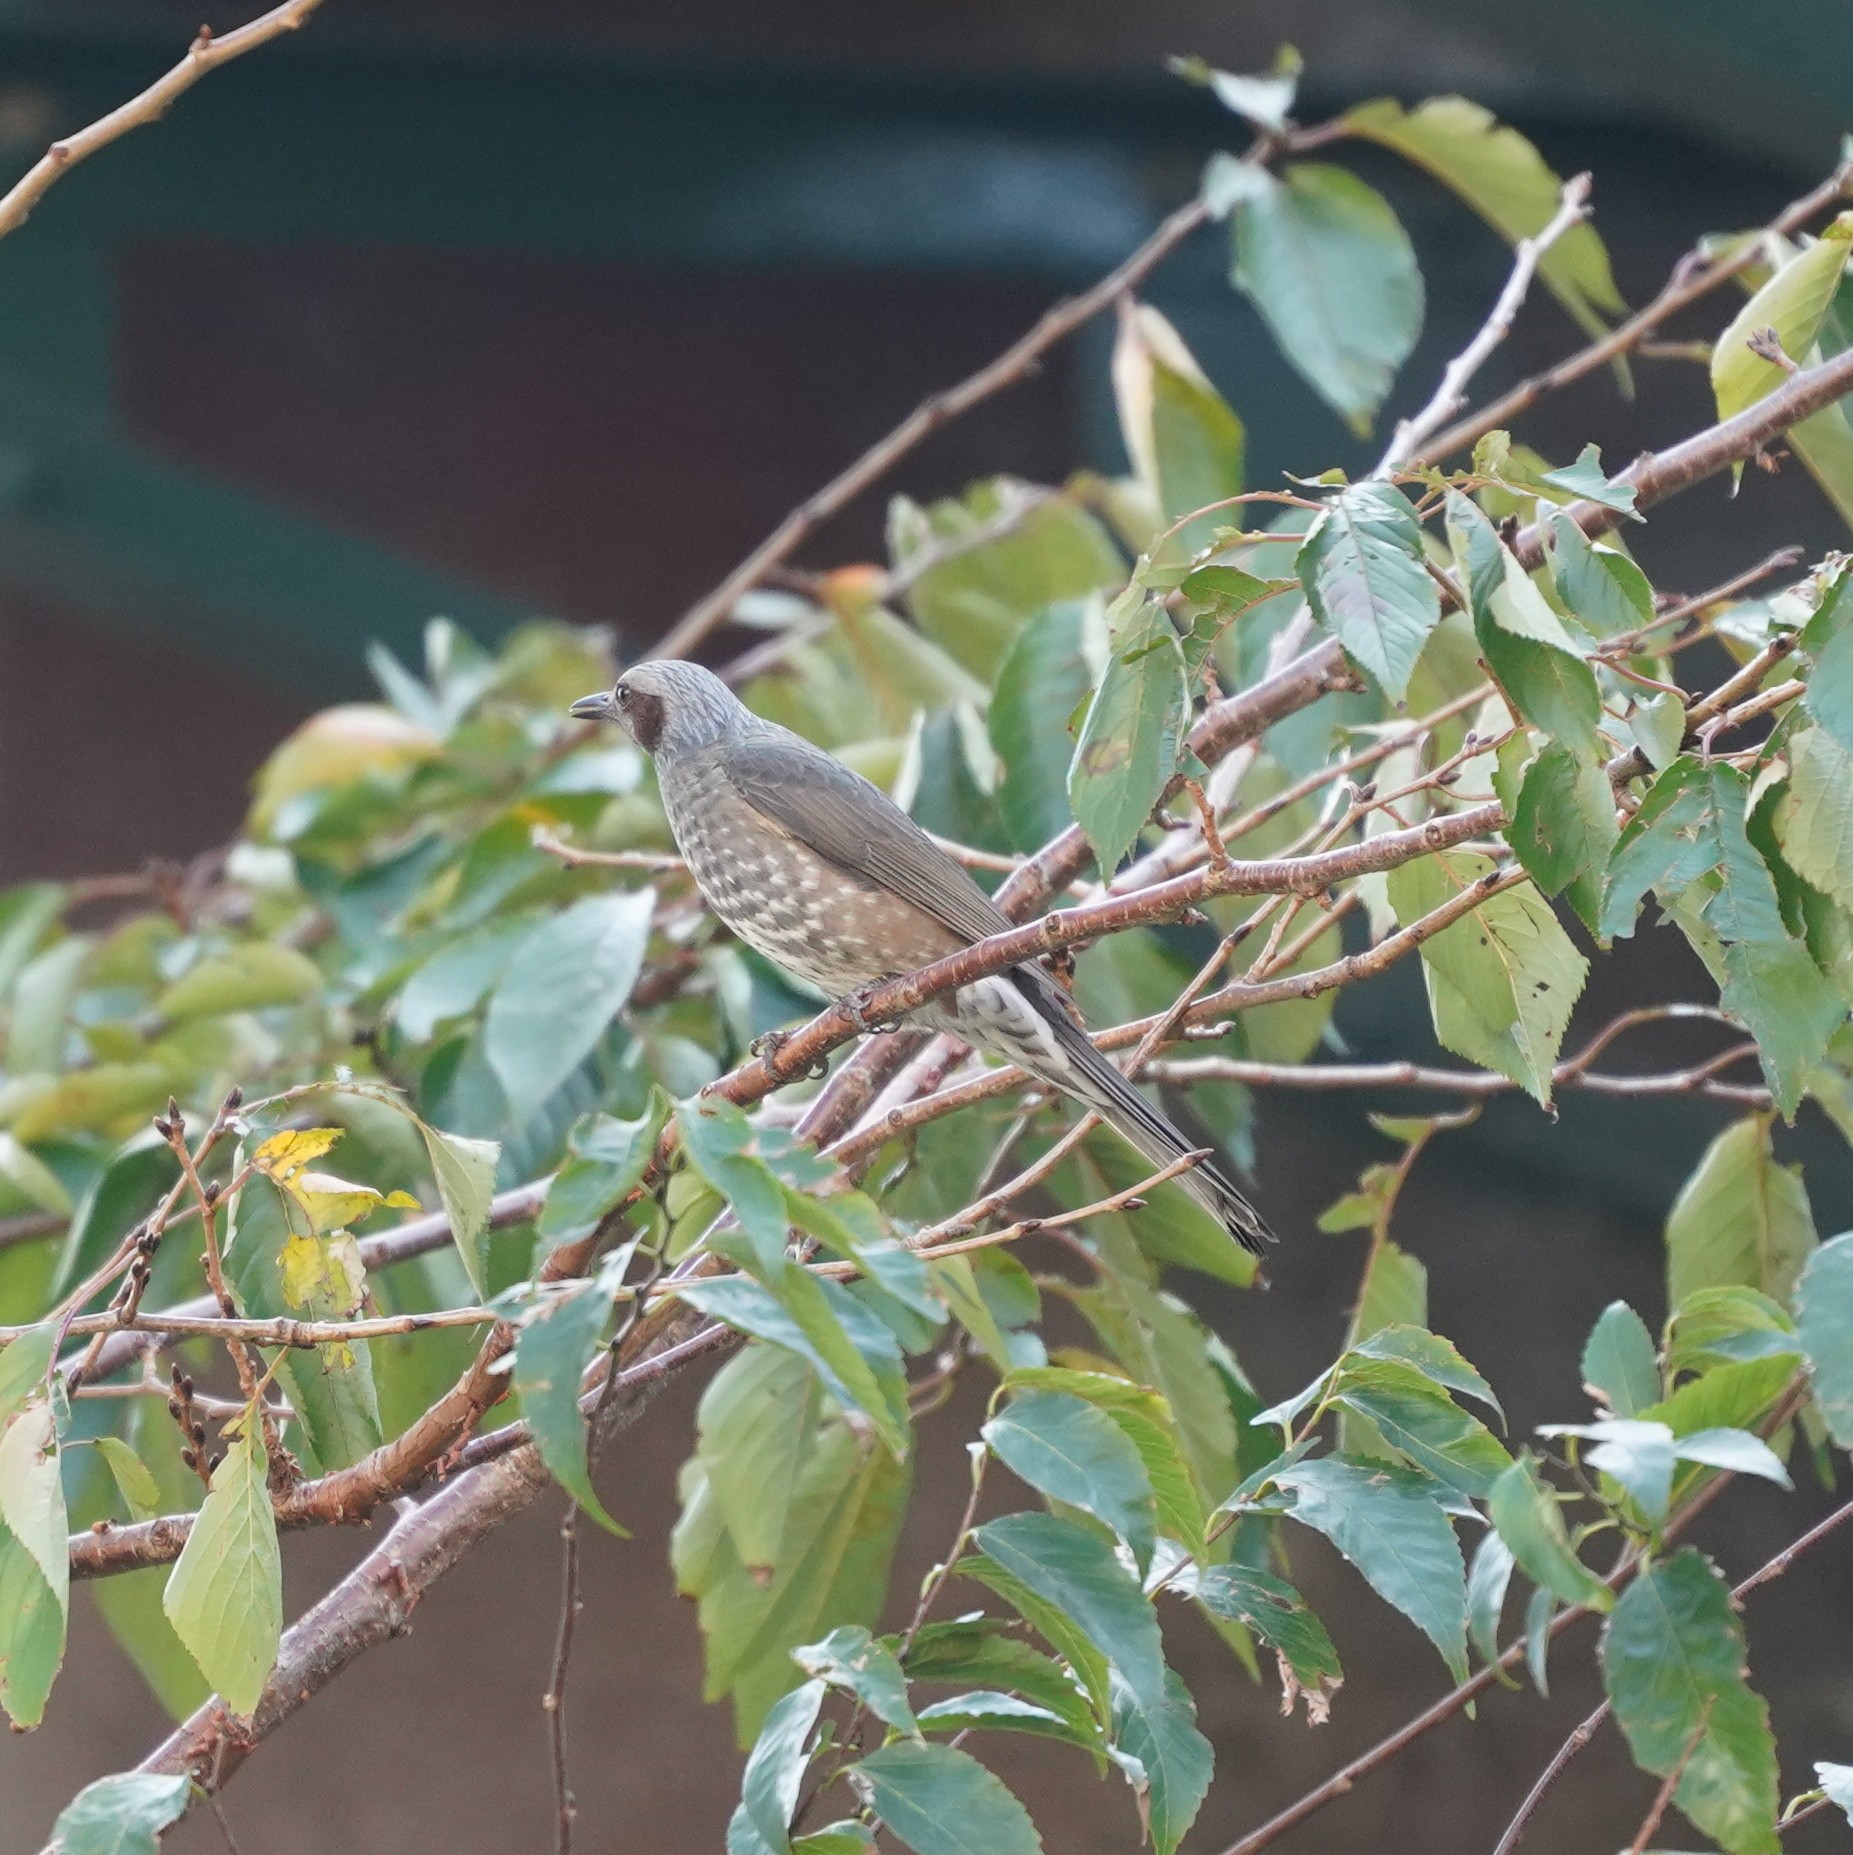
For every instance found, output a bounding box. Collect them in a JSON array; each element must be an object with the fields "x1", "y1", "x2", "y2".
[{"x1": 659, "y1": 747, "x2": 963, "y2": 998}]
